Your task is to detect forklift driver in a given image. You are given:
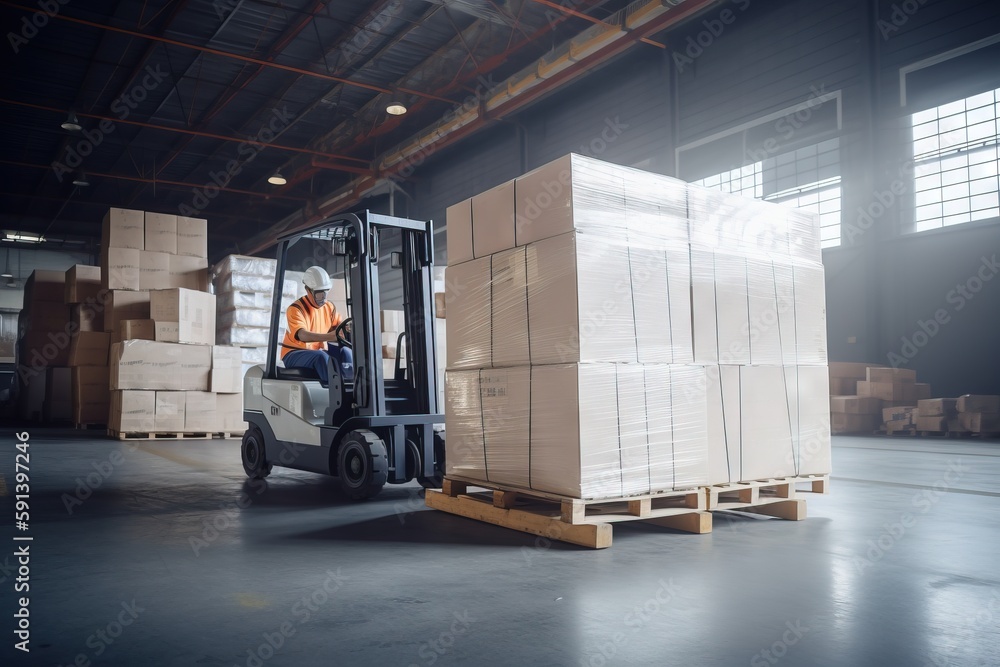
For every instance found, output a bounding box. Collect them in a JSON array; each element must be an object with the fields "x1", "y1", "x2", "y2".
[{"x1": 280, "y1": 266, "x2": 353, "y2": 384}]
